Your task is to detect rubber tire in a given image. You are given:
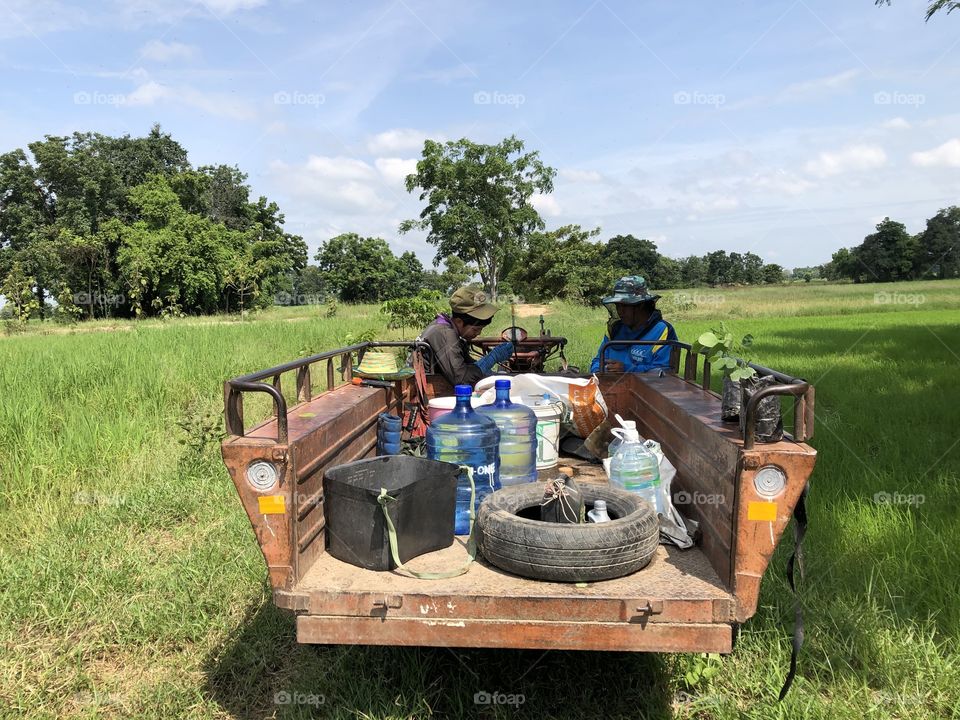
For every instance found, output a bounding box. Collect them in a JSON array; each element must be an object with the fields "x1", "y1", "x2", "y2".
[{"x1": 476, "y1": 483, "x2": 659, "y2": 583}]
